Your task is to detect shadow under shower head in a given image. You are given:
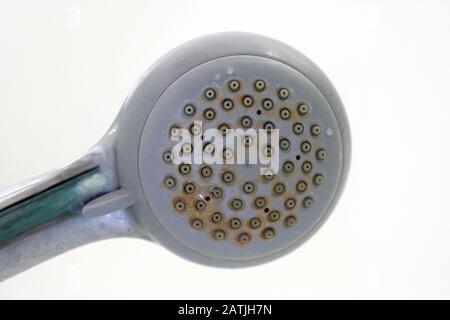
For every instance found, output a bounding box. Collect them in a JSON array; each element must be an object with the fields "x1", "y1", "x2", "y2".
[{"x1": 0, "y1": 32, "x2": 351, "y2": 280}]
